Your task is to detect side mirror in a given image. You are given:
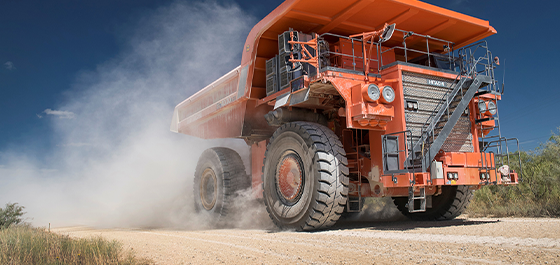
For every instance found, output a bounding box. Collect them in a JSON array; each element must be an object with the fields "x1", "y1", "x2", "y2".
[{"x1": 379, "y1": 23, "x2": 396, "y2": 43}]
